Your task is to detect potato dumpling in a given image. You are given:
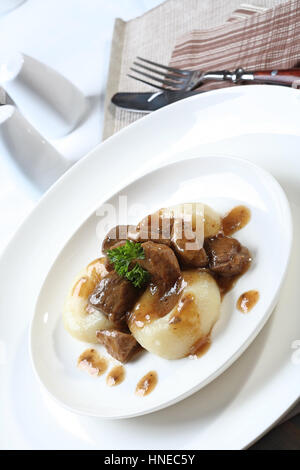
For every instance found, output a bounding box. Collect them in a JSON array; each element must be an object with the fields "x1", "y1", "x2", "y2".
[
  {"x1": 63, "y1": 258, "x2": 114, "y2": 343},
  {"x1": 128, "y1": 270, "x2": 221, "y2": 359},
  {"x1": 191, "y1": 202, "x2": 221, "y2": 238},
  {"x1": 170, "y1": 202, "x2": 221, "y2": 238}
]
